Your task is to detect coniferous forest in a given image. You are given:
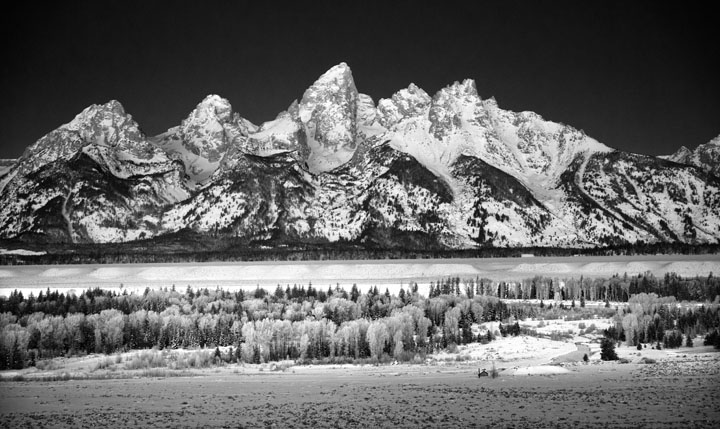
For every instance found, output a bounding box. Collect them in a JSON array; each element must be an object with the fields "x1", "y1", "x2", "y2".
[{"x1": 1, "y1": 272, "x2": 719, "y2": 370}]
